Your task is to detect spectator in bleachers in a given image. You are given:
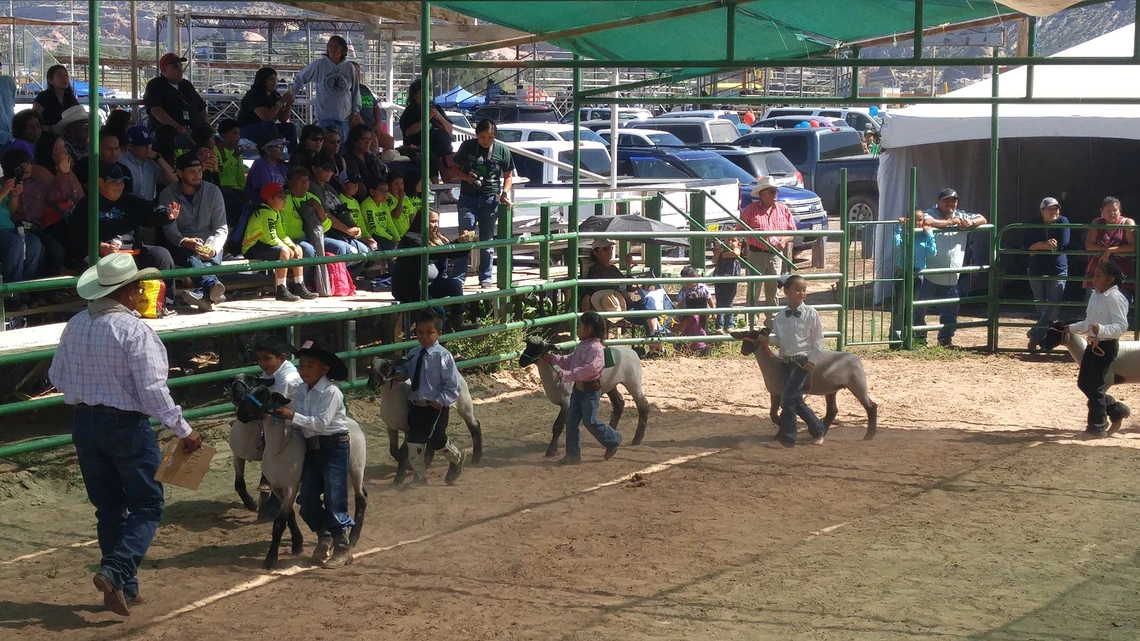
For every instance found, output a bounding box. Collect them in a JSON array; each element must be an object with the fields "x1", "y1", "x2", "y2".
[
  {"x1": 351, "y1": 62, "x2": 396, "y2": 155},
  {"x1": 237, "y1": 67, "x2": 297, "y2": 148},
  {"x1": 10, "y1": 109, "x2": 44, "y2": 158},
  {"x1": 33, "y1": 64, "x2": 79, "y2": 128},
  {"x1": 391, "y1": 209, "x2": 472, "y2": 332},
  {"x1": 343, "y1": 124, "x2": 385, "y2": 189},
  {"x1": 245, "y1": 136, "x2": 289, "y2": 208},
  {"x1": 144, "y1": 53, "x2": 207, "y2": 160},
  {"x1": 55, "y1": 106, "x2": 89, "y2": 163},
  {"x1": 285, "y1": 166, "x2": 359, "y2": 261},
  {"x1": 399, "y1": 77, "x2": 454, "y2": 181},
  {"x1": 386, "y1": 172, "x2": 413, "y2": 241},
  {"x1": 103, "y1": 109, "x2": 132, "y2": 148},
  {"x1": 290, "y1": 36, "x2": 362, "y2": 141},
  {"x1": 214, "y1": 120, "x2": 246, "y2": 231},
  {"x1": 336, "y1": 173, "x2": 375, "y2": 251},
  {"x1": 72, "y1": 163, "x2": 176, "y2": 278},
  {"x1": 288, "y1": 124, "x2": 325, "y2": 171},
  {"x1": 195, "y1": 145, "x2": 220, "y2": 185},
  {"x1": 0, "y1": 149, "x2": 44, "y2": 288},
  {"x1": 75, "y1": 129, "x2": 134, "y2": 196},
  {"x1": 20, "y1": 131, "x2": 82, "y2": 274},
  {"x1": 310, "y1": 155, "x2": 368, "y2": 252},
  {"x1": 160, "y1": 155, "x2": 228, "y2": 312},
  {"x1": 121, "y1": 126, "x2": 177, "y2": 204},
  {"x1": 242, "y1": 182, "x2": 317, "y2": 302},
  {"x1": 360, "y1": 175, "x2": 398, "y2": 251},
  {"x1": 319, "y1": 127, "x2": 348, "y2": 182}
]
